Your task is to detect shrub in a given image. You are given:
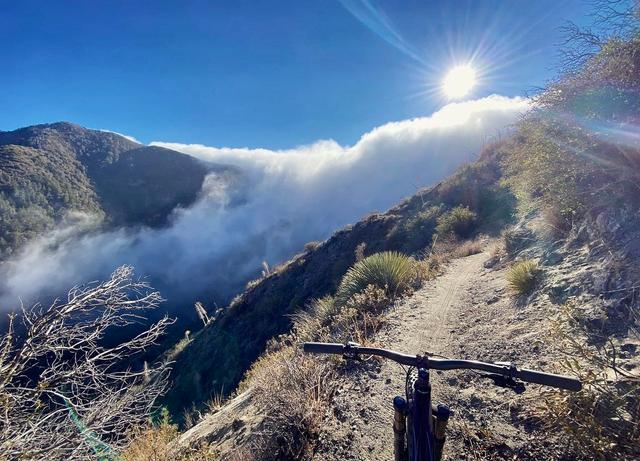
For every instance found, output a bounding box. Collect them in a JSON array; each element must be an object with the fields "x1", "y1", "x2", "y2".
[
  {"x1": 335, "y1": 251, "x2": 418, "y2": 306},
  {"x1": 292, "y1": 296, "x2": 338, "y2": 342},
  {"x1": 293, "y1": 286, "x2": 390, "y2": 344},
  {"x1": 343, "y1": 284, "x2": 390, "y2": 315},
  {"x1": 500, "y1": 36, "x2": 640, "y2": 228},
  {"x1": 499, "y1": 119, "x2": 592, "y2": 225},
  {"x1": 541, "y1": 206, "x2": 574, "y2": 236},
  {"x1": 452, "y1": 238, "x2": 485, "y2": 258},
  {"x1": 539, "y1": 302, "x2": 640, "y2": 459},
  {"x1": 242, "y1": 346, "x2": 336, "y2": 460},
  {"x1": 0, "y1": 266, "x2": 172, "y2": 461},
  {"x1": 404, "y1": 205, "x2": 443, "y2": 237},
  {"x1": 341, "y1": 285, "x2": 389, "y2": 342},
  {"x1": 506, "y1": 259, "x2": 540, "y2": 295},
  {"x1": 435, "y1": 206, "x2": 477, "y2": 238}
]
